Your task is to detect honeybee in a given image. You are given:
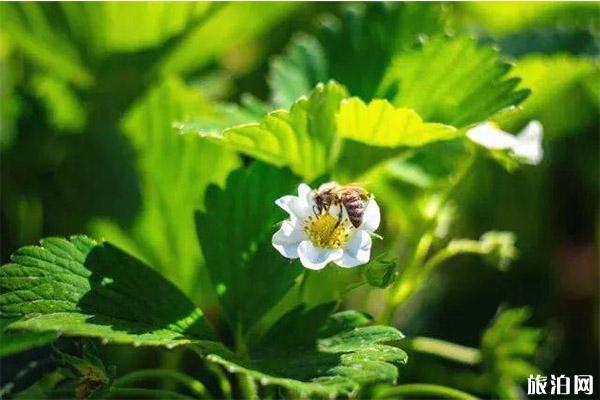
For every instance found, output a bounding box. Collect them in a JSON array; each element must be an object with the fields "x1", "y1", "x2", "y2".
[{"x1": 312, "y1": 182, "x2": 370, "y2": 228}]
